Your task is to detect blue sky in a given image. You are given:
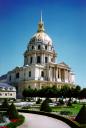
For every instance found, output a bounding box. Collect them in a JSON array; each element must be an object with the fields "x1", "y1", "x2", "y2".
[{"x1": 0, "y1": 0, "x2": 86, "y2": 88}]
